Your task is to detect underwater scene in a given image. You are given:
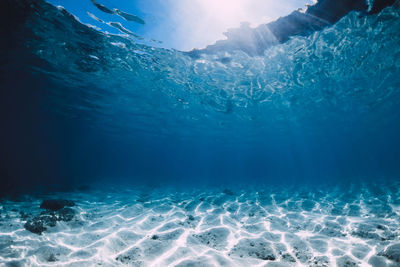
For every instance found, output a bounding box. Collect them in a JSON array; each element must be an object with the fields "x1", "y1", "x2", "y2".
[{"x1": 1, "y1": 0, "x2": 400, "y2": 266}]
